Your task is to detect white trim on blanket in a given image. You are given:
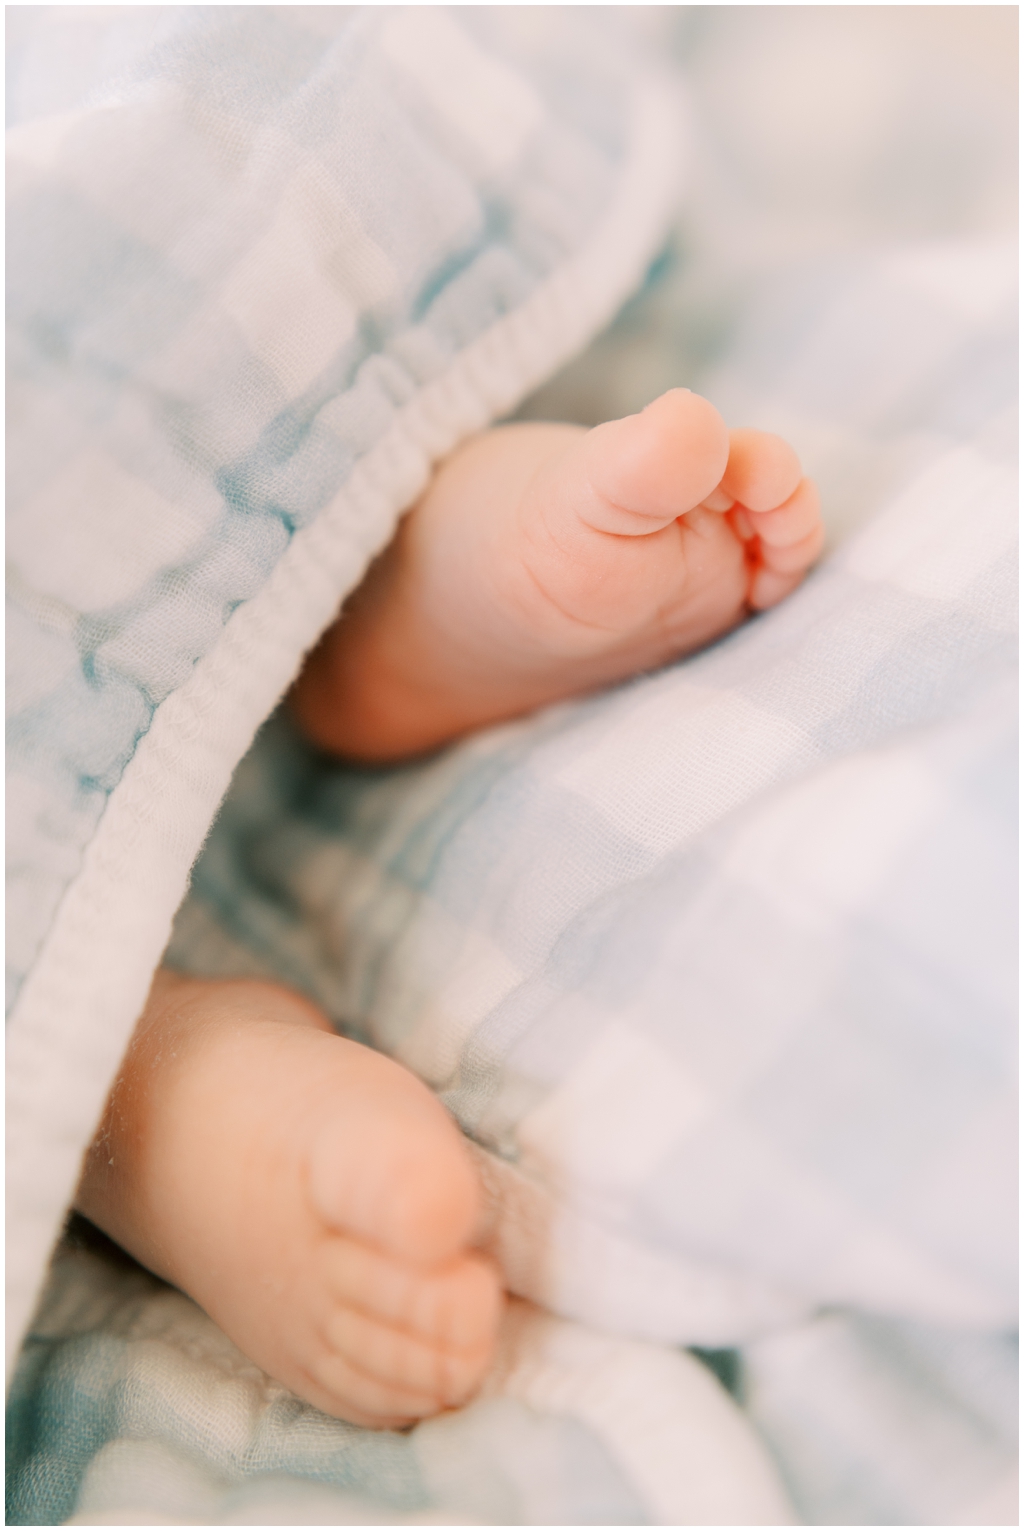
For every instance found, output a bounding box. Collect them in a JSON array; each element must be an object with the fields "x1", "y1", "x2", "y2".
[{"x1": 6, "y1": 74, "x2": 685, "y2": 1381}]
